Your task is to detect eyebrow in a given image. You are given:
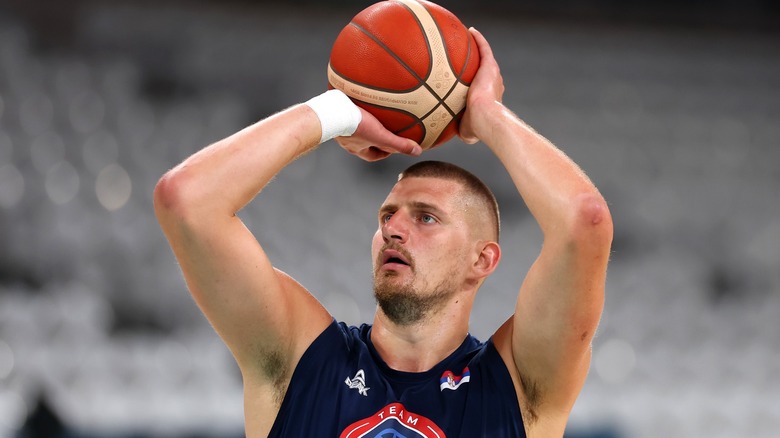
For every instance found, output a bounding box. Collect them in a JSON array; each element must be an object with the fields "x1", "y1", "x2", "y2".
[{"x1": 379, "y1": 201, "x2": 447, "y2": 217}]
